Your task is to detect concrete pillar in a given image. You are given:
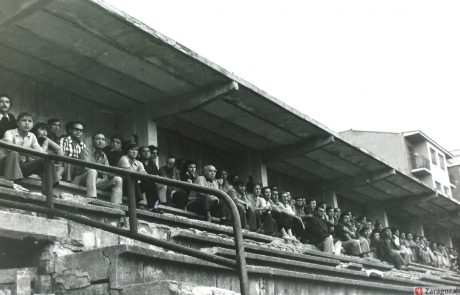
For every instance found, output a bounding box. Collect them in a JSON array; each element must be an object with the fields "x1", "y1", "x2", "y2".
[
  {"x1": 120, "y1": 109, "x2": 158, "y2": 147},
  {"x1": 235, "y1": 151, "x2": 268, "y2": 187},
  {"x1": 365, "y1": 204, "x2": 389, "y2": 227}
]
